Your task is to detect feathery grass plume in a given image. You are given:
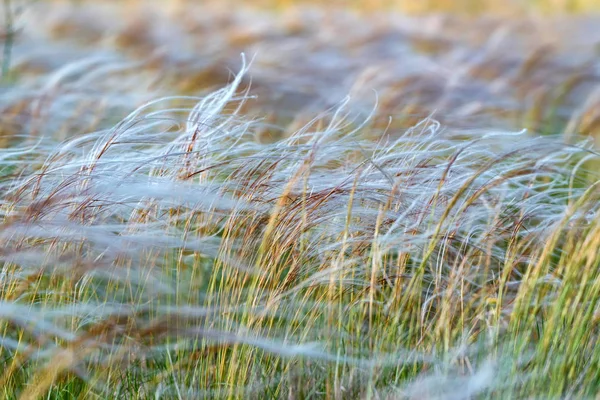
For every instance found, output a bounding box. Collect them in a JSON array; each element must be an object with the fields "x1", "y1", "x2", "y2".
[{"x1": 0, "y1": 56, "x2": 599, "y2": 399}]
